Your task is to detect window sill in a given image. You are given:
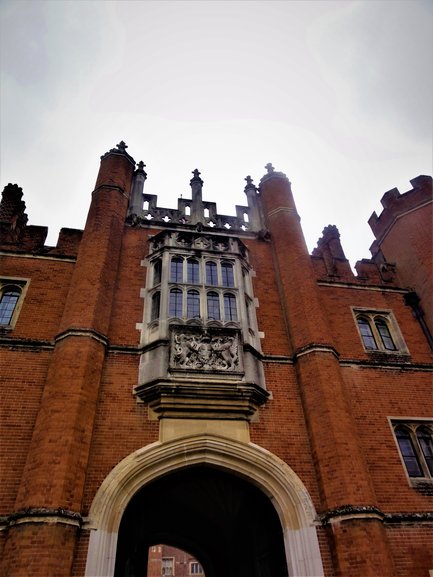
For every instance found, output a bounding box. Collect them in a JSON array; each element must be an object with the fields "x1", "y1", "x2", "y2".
[
  {"x1": 364, "y1": 350, "x2": 411, "y2": 363},
  {"x1": 409, "y1": 478, "x2": 433, "y2": 496}
]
